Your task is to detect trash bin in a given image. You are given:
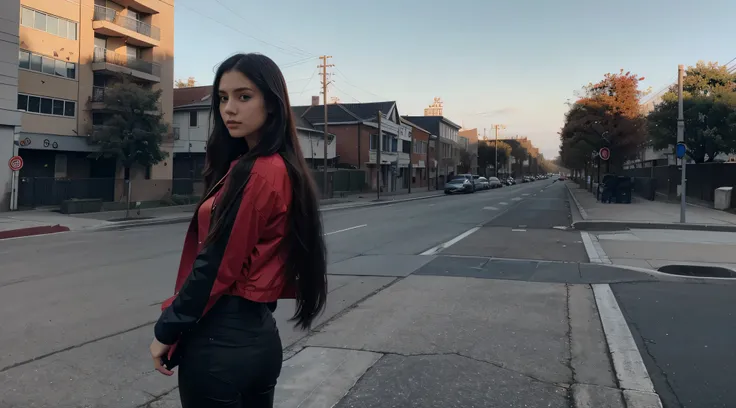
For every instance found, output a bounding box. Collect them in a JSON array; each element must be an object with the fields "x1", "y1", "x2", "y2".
[
  {"x1": 714, "y1": 187, "x2": 733, "y2": 210},
  {"x1": 615, "y1": 176, "x2": 633, "y2": 204}
]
